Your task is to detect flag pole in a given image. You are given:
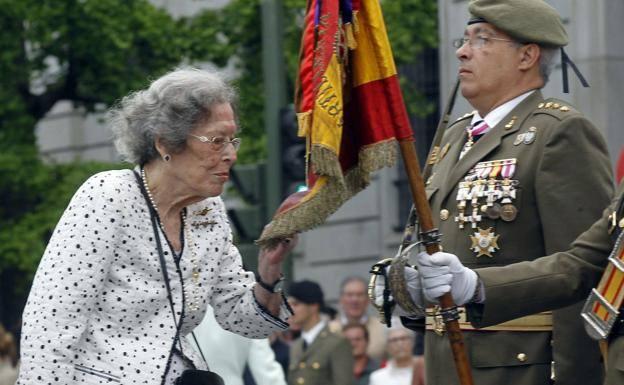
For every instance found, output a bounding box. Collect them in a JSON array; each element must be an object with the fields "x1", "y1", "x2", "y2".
[{"x1": 398, "y1": 79, "x2": 474, "y2": 385}]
